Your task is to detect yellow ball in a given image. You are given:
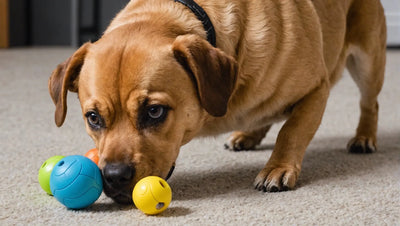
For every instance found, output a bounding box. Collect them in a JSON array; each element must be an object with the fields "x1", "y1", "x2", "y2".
[{"x1": 132, "y1": 176, "x2": 172, "y2": 215}]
